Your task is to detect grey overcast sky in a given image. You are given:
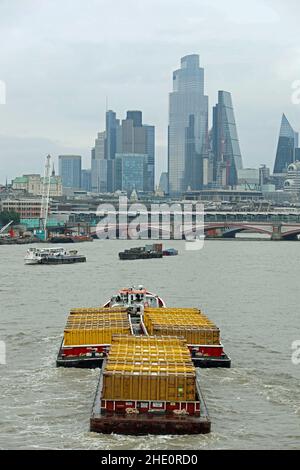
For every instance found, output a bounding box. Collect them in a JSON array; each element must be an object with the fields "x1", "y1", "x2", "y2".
[{"x1": 0, "y1": 0, "x2": 299, "y2": 184}]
